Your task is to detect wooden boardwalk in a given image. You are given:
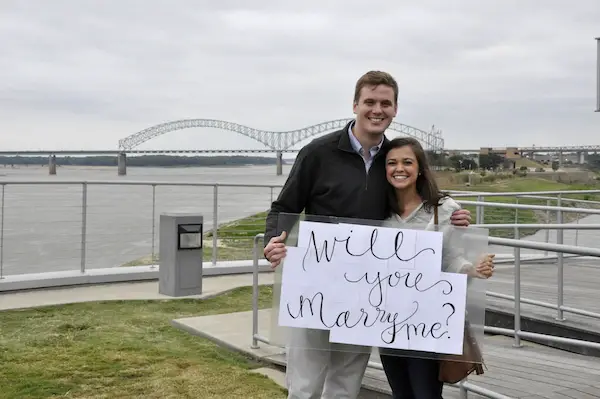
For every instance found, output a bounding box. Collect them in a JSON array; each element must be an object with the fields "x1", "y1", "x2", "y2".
[
  {"x1": 486, "y1": 257, "x2": 600, "y2": 335},
  {"x1": 172, "y1": 309, "x2": 600, "y2": 399}
]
